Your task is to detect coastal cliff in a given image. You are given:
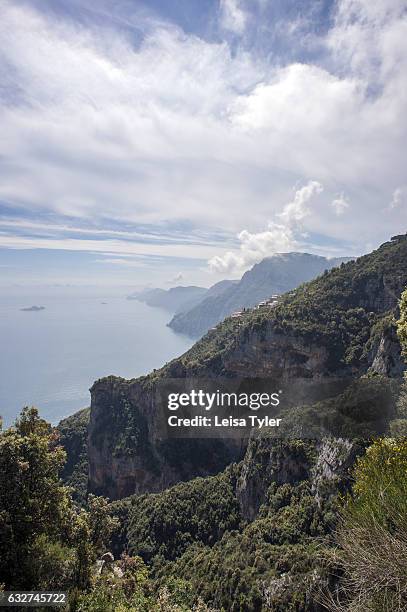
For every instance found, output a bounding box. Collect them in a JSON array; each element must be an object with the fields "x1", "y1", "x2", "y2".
[{"x1": 86, "y1": 235, "x2": 407, "y2": 499}]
